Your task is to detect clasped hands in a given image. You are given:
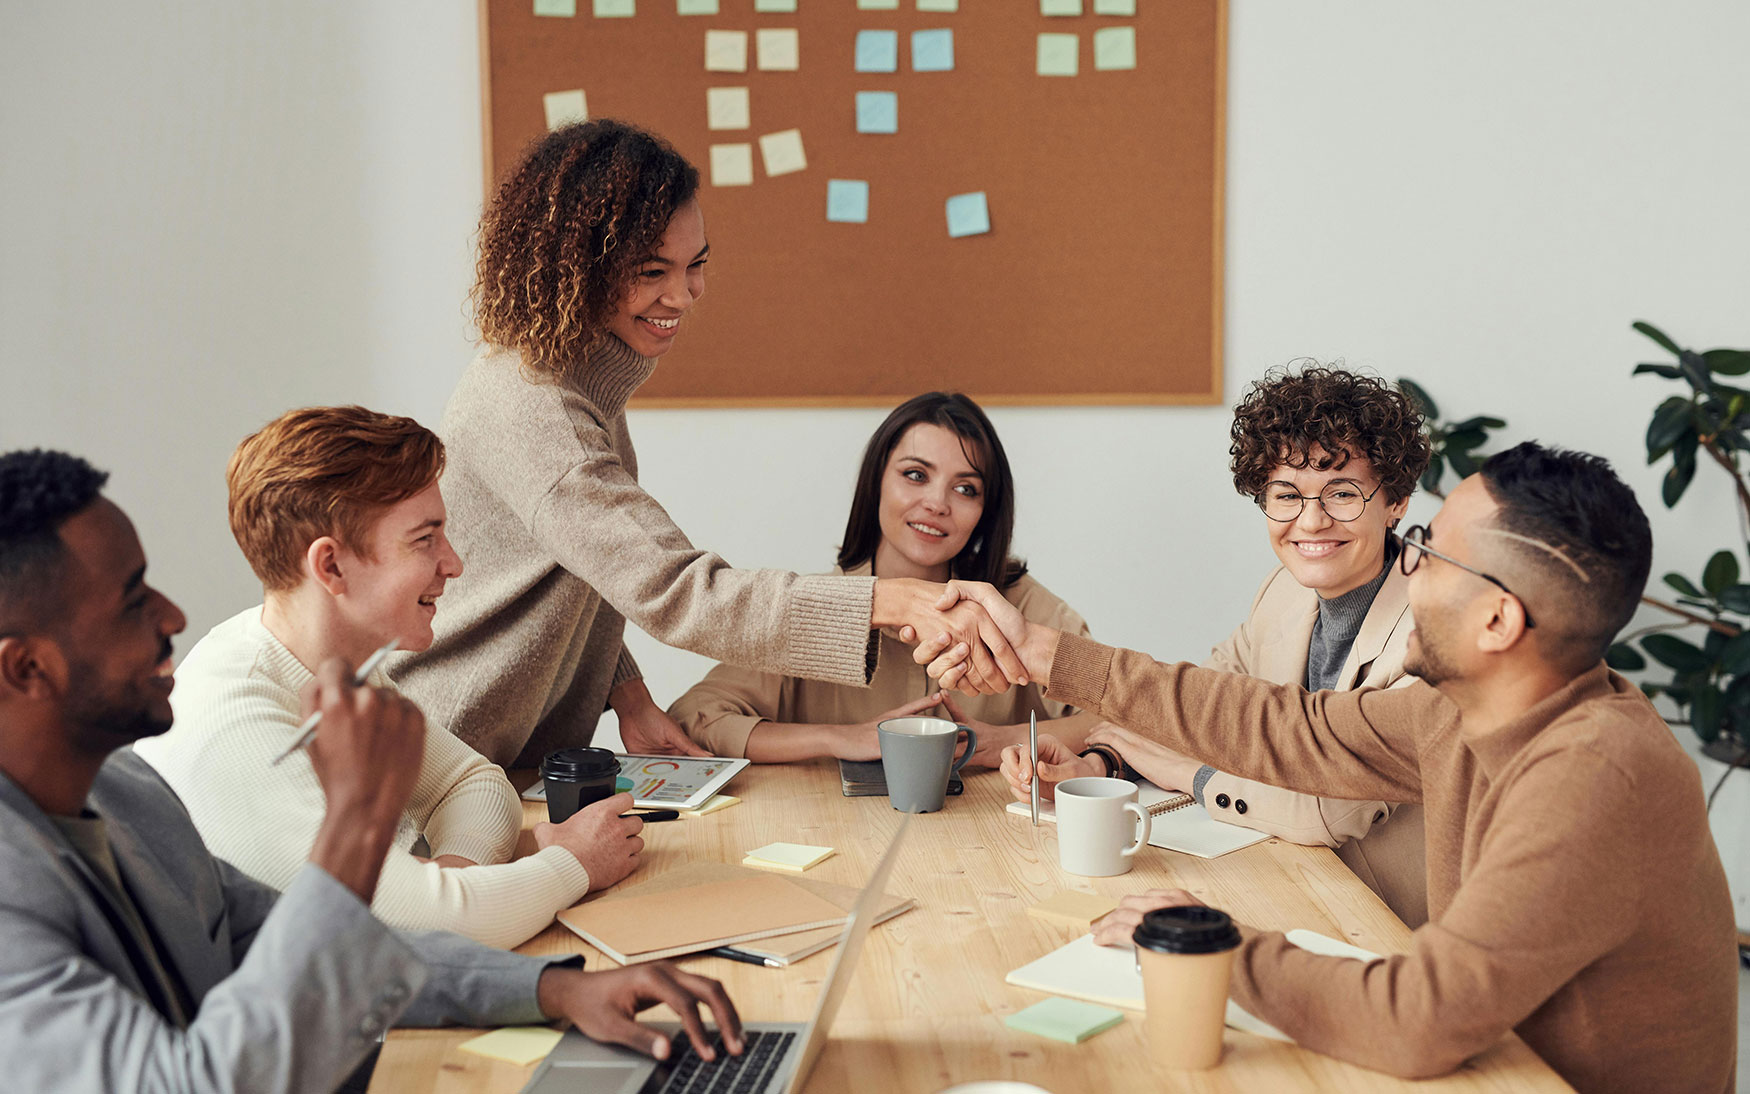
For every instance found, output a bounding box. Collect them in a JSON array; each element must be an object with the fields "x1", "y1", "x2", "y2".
[{"x1": 876, "y1": 578, "x2": 1050, "y2": 696}]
